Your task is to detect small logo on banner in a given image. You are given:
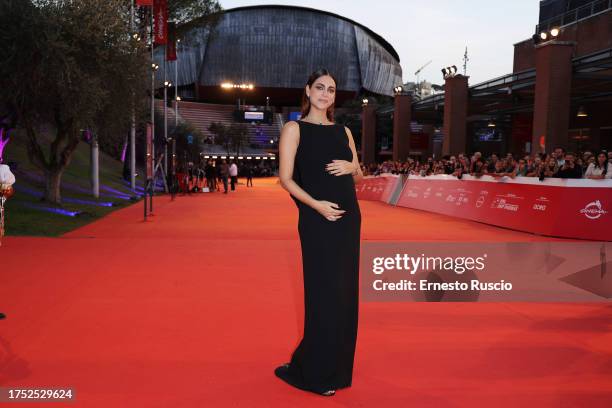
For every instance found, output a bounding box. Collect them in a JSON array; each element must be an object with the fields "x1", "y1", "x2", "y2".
[
  {"x1": 580, "y1": 200, "x2": 608, "y2": 220},
  {"x1": 491, "y1": 198, "x2": 519, "y2": 212},
  {"x1": 476, "y1": 196, "x2": 485, "y2": 208}
]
